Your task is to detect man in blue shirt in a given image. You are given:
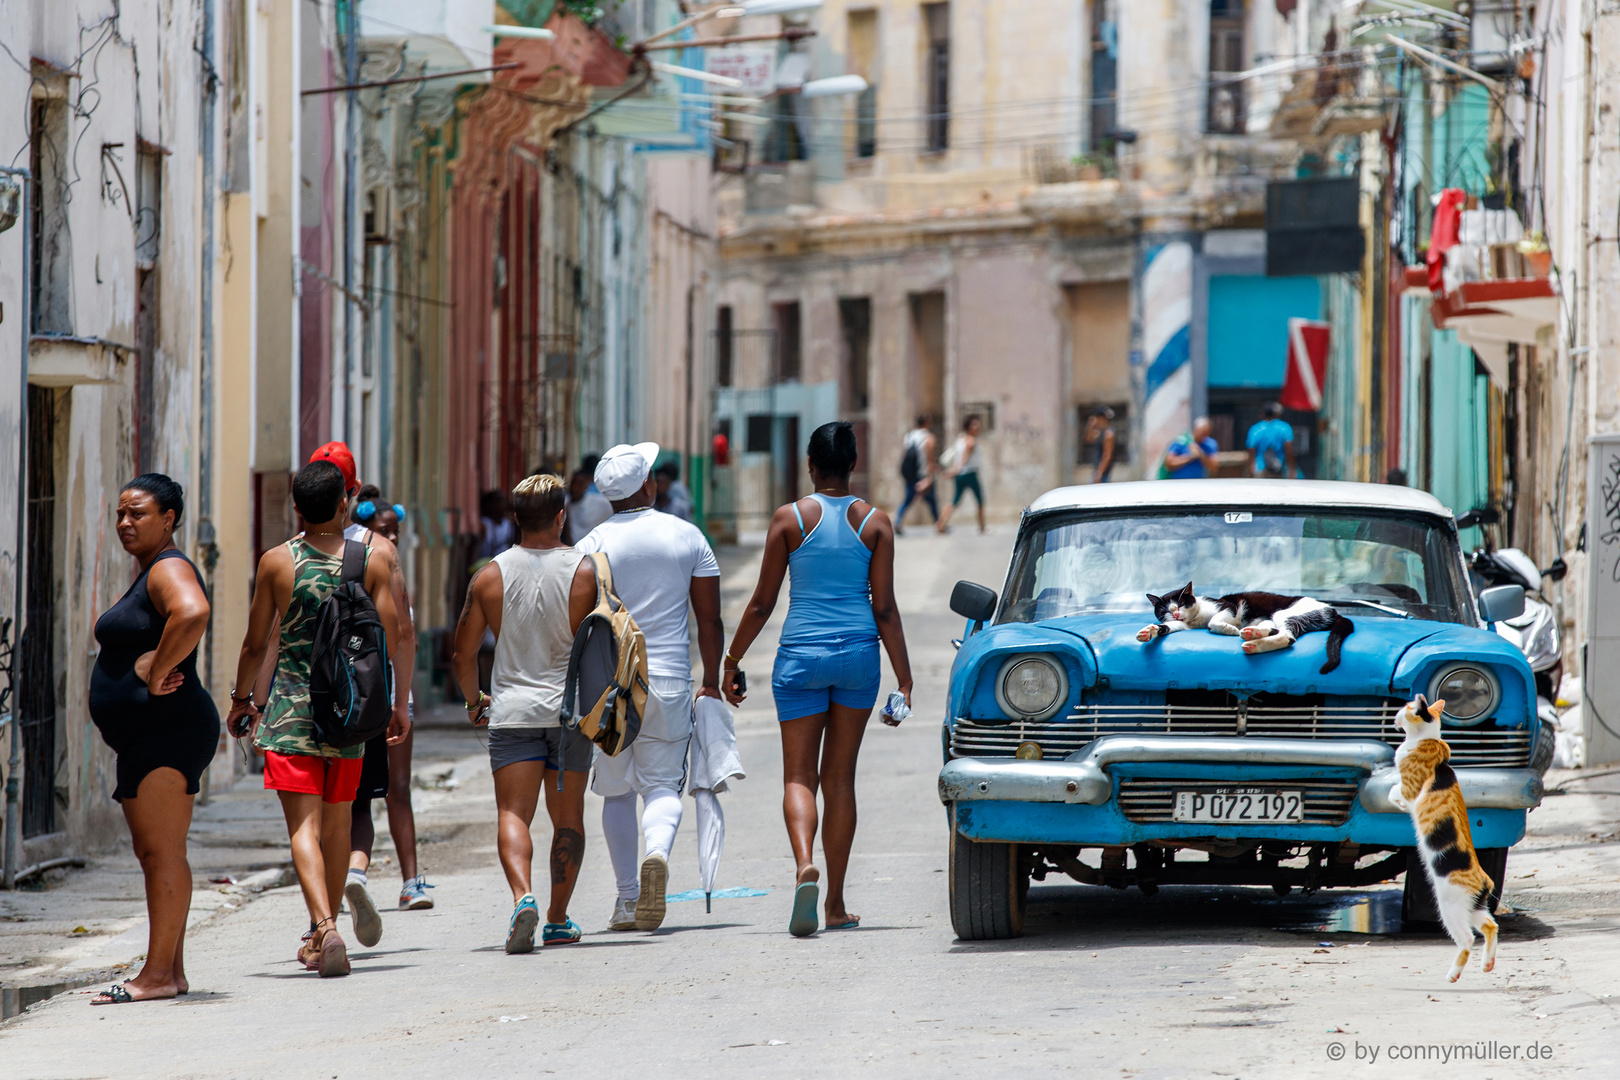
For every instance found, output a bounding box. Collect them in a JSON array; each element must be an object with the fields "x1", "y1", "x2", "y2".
[
  {"x1": 1164, "y1": 417, "x2": 1219, "y2": 479},
  {"x1": 1246, "y1": 403, "x2": 1296, "y2": 478}
]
